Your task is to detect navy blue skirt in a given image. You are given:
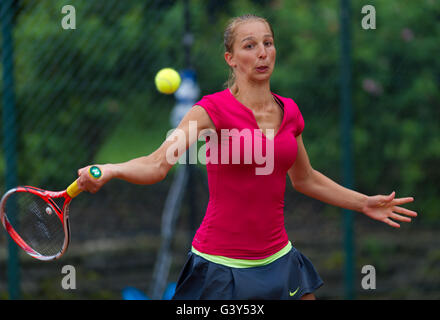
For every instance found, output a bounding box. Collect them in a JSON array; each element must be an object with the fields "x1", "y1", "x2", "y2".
[{"x1": 172, "y1": 246, "x2": 323, "y2": 300}]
